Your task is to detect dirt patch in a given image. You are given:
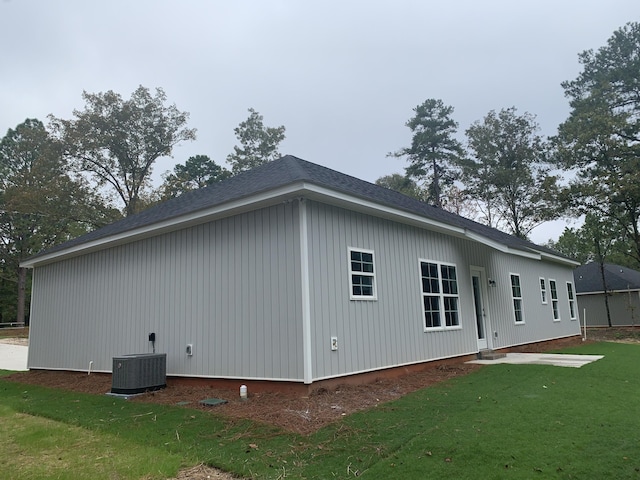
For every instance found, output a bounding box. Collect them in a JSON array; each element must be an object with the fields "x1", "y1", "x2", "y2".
[
  {"x1": 165, "y1": 463, "x2": 238, "y2": 480},
  {"x1": 583, "y1": 326, "x2": 640, "y2": 343},
  {"x1": 0, "y1": 337, "x2": 28, "y2": 346},
  {"x1": 0, "y1": 327, "x2": 28, "y2": 339}
]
